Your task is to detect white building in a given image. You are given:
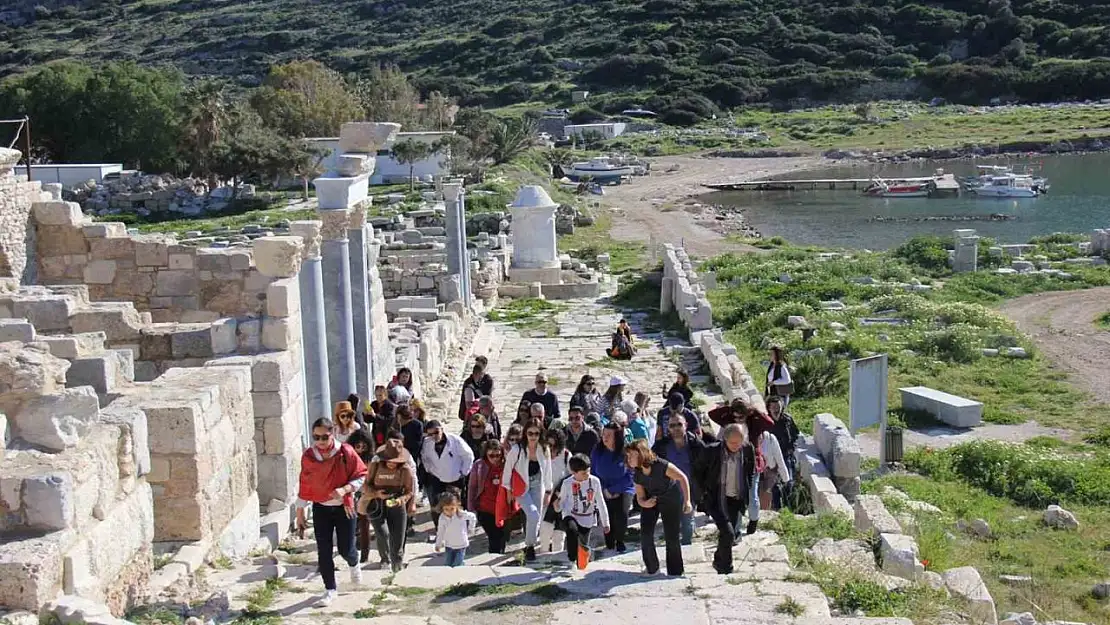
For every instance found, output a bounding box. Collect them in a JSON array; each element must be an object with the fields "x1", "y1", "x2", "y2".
[
  {"x1": 564, "y1": 123, "x2": 627, "y2": 140},
  {"x1": 28, "y1": 163, "x2": 124, "y2": 186},
  {"x1": 305, "y1": 130, "x2": 455, "y2": 185}
]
